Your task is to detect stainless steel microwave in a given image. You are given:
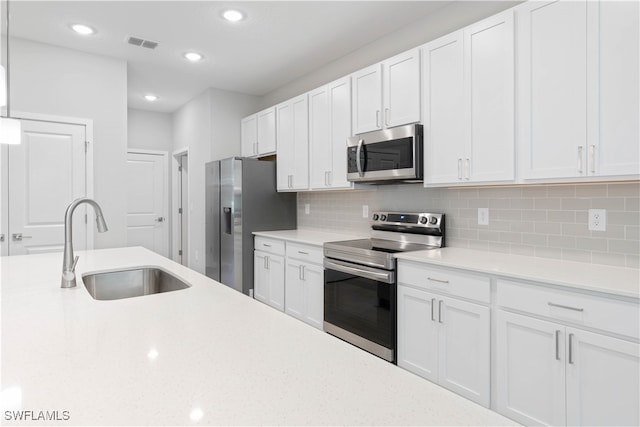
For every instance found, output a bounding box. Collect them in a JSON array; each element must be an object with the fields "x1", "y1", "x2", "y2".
[{"x1": 347, "y1": 124, "x2": 423, "y2": 183}]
